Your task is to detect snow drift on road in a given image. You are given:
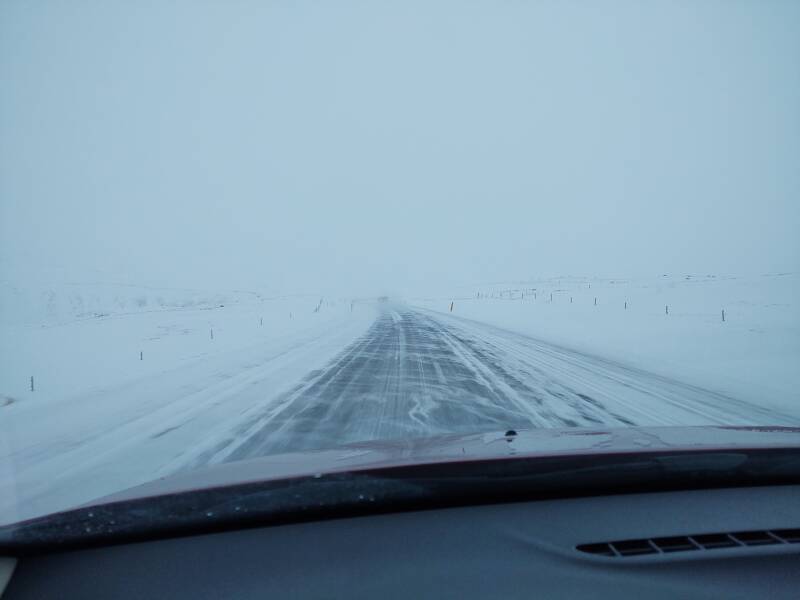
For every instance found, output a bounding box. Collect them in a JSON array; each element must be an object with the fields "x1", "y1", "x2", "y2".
[{"x1": 412, "y1": 273, "x2": 800, "y2": 417}]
